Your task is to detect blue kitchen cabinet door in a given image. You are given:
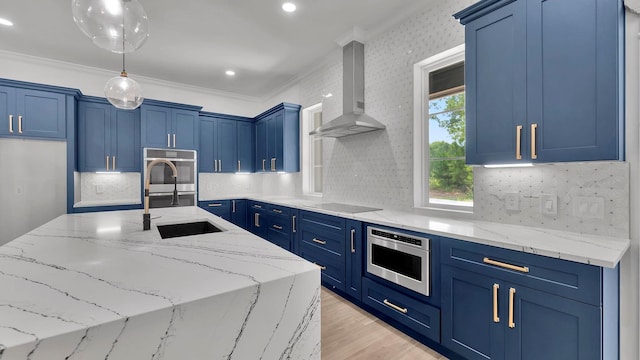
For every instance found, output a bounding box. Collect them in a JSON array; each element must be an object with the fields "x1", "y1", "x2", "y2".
[
  {"x1": 141, "y1": 105, "x2": 171, "y2": 148},
  {"x1": 199, "y1": 118, "x2": 215, "y2": 173},
  {"x1": 249, "y1": 202, "x2": 268, "y2": 238},
  {"x1": 266, "y1": 113, "x2": 280, "y2": 171},
  {"x1": 504, "y1": 283, "x2": 601, "y2": 360},
  {"x1": 255, "y1": 119, "x2": 267, "y2": 172},
  {"x1": 230, "y1": 199, "x2": 247, "y2": 229},
  {"x1": 525, "y1": 0, "x2": 622, "y2": 162},
  {"x1": 237, "y1": 121, "x2": 254, "y2": 172},
  {"x1": 199, "y1": 200, "x2": 231, "y2": 221},
  {"x1": 0, "y1": 86, "x2": 15, "y2": 136},
  {"x1": 216, "y1": 118, "x2": 237, "y2": 172},
  {"x1": 345, "y1": 220, "x2": 363, "y2": 301},
  {"x1": 441, "y1": 265, "x2": 504, "y2": 360},
  {"x1": 111, "y1": 108, "x2": 140, "y2": 172},
  {"x1": 15, "y1": 89, "x2": 66, "y2": 139},
  {"x1": 78, "y1": 101, "x2": 111, "y2": 172},
  {"x1": 464, "y1": 0, "x2": 526, "y2": 165},
  {"x1": 172, "y1": 109, "x2": 198, "y2": 150}
]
